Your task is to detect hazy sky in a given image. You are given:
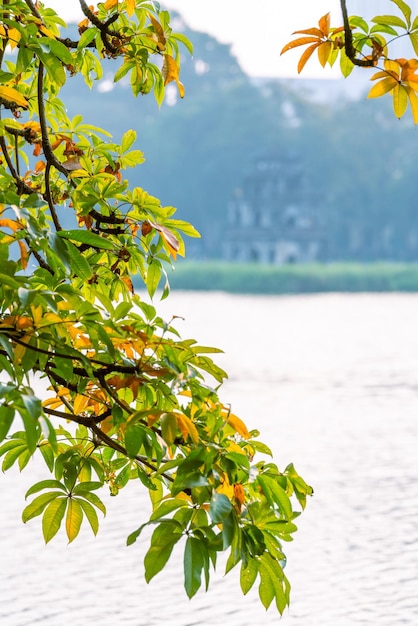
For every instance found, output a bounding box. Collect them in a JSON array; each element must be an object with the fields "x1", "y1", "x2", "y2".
[{"x1": 43, "y1": 0, "x2": 343, "y2": 78}]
